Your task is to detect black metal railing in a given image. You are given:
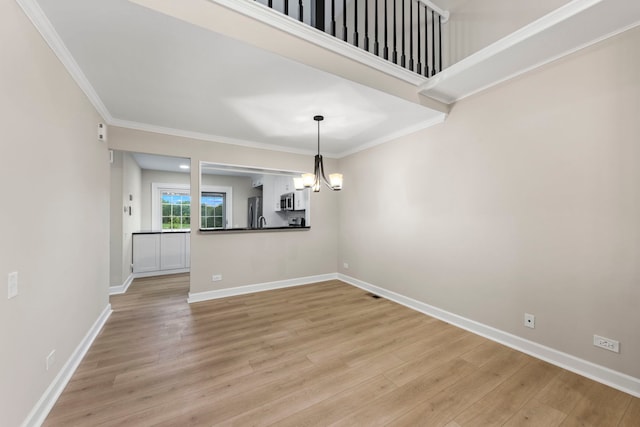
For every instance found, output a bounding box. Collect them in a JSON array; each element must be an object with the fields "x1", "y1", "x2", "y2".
[{"x1": 254, "y1": 0, "x2": 445, "y2": 77}]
